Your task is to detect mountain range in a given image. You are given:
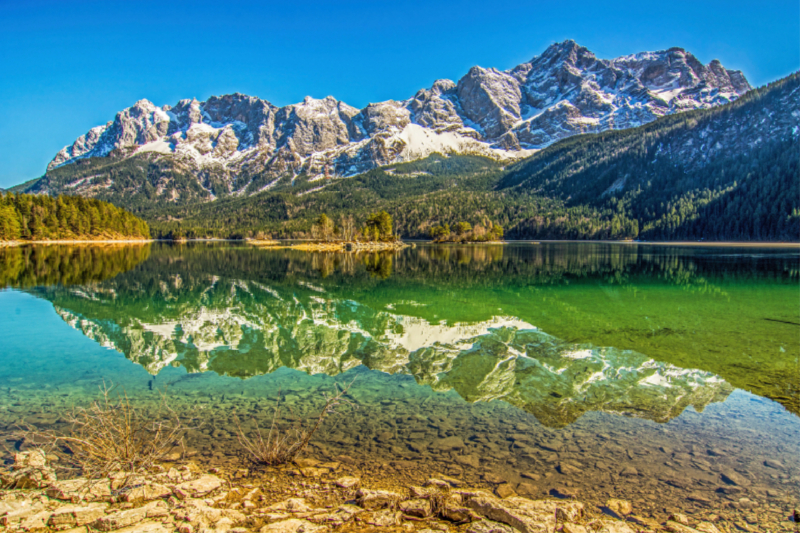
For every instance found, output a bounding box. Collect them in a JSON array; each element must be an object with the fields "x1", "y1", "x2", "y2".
[
  {"x1": 10, "y1": 42, "x2": 799, "y2": 241},
  {"x1": 37, "y1": 41, "x2": 750, "y2": 196}
]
